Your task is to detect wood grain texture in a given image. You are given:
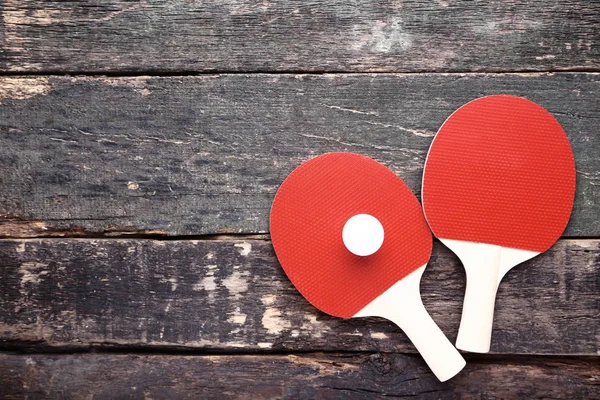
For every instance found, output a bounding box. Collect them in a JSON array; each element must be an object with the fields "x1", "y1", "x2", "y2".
[
  {"x1": 0, "y1": 1, "x2": 598, "y2": 73},
  {"x1": 0, "y1": 353, "x2": 598, "y2": 399},
  {"x1": 0, "y1": 238, "x2": 597, "y2": 355},
  {"x1": 0, "y1": 73, "x2": 598, "y2": 237}
]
